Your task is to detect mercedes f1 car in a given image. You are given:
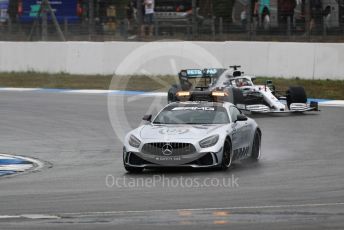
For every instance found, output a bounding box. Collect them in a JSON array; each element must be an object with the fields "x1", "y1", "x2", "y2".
[
  {"x1": 123, "y1": 101, "x2": 261, "y2": 173},
  {"x1": 168, "y1": 66, "x2": 319, "y2": 113}
]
